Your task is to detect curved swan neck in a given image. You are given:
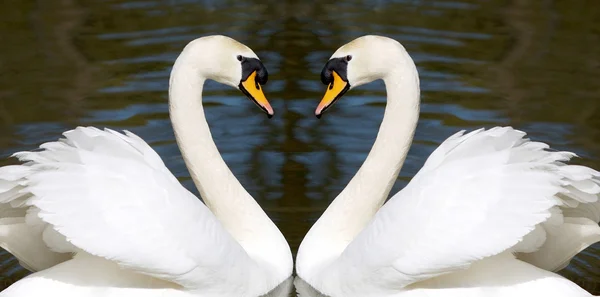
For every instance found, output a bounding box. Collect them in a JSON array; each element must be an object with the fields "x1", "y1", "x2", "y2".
[
  {"x1": 335, "y1": 68, "x2": 420, "y2": 222},
  {"x1": 297, "y1": 53, "x2": 420, "y2": 277},
  {"x1": 168, "y1": 50, "x2": 292, "y2": 284},
  {"x1": 169, "y1": 54, "x2": 218, "y2": 206}
]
